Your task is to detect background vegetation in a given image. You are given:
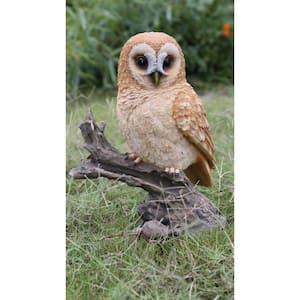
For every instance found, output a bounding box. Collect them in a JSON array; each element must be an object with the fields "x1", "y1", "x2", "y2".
[{"x1": 67, "y1": 0, "x2": 233, "y2": 98}]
